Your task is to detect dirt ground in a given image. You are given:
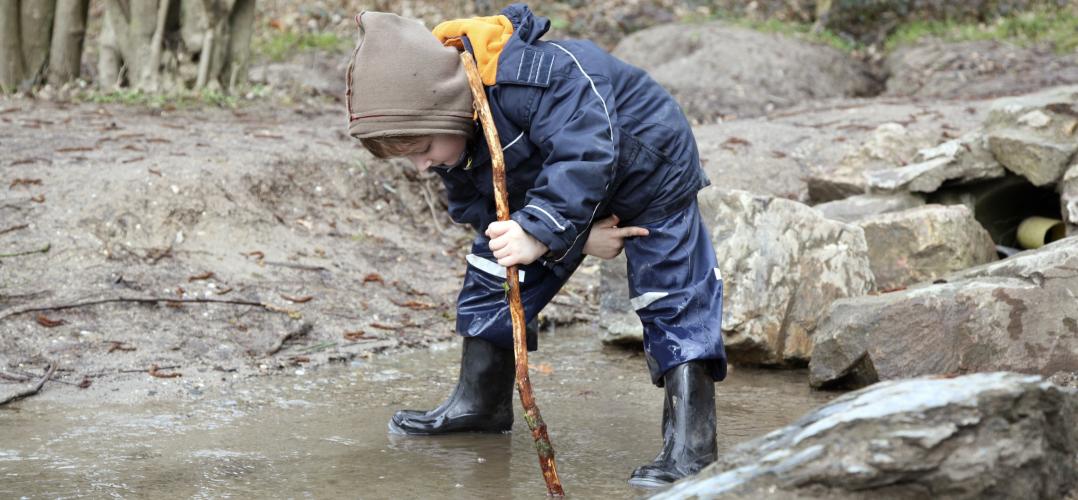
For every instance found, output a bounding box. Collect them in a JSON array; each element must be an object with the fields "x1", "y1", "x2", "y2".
[{"x1": 0, "y1": 97, "x2": 597, "y2": 403}]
